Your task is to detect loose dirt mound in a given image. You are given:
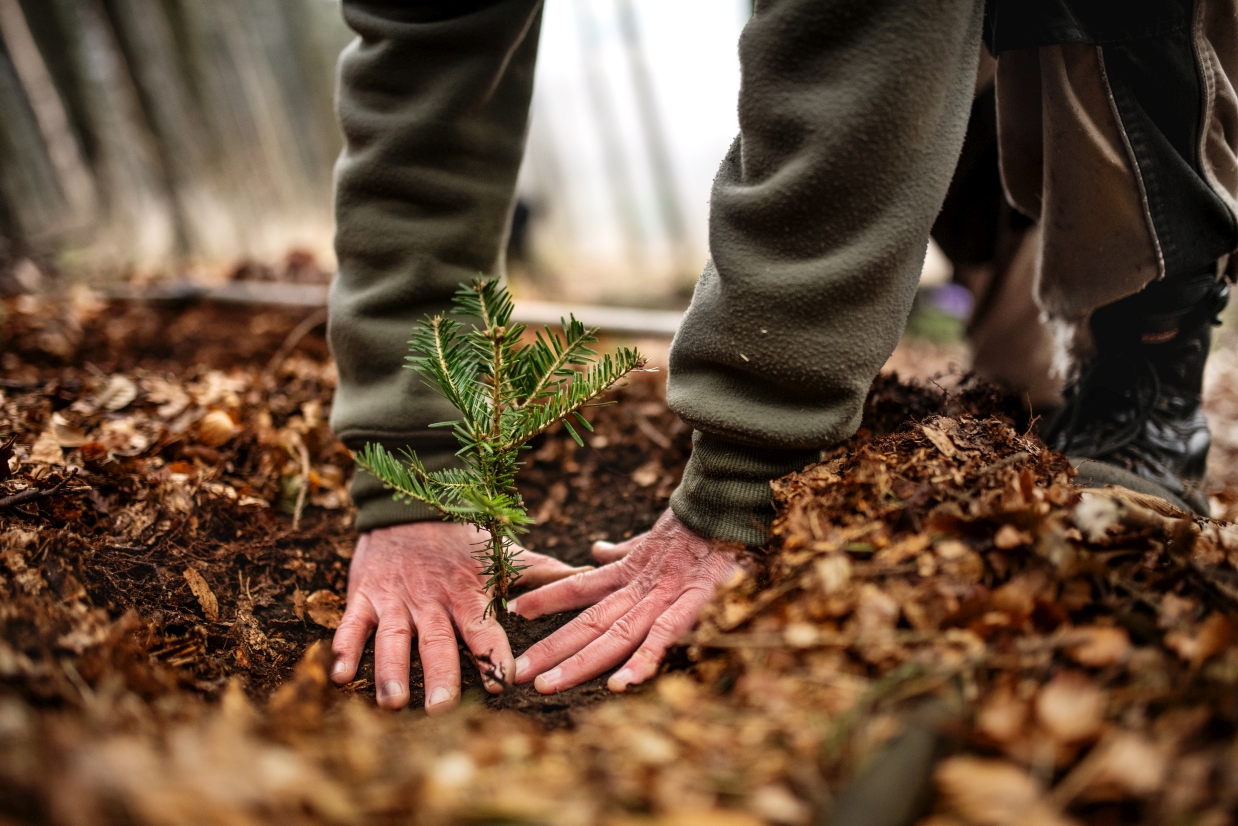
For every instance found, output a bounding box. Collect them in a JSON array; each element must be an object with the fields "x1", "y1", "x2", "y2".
[{"x1": 3, "y1": 295, "x2": 1238, "y2": 825}]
